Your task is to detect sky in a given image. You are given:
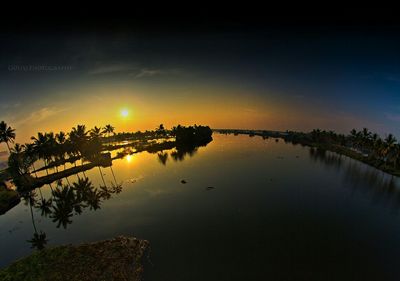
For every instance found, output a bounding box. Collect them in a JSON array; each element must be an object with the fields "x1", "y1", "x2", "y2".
[{"x1": 1, "y1": 17, "x2": 400, "y2": 148}]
